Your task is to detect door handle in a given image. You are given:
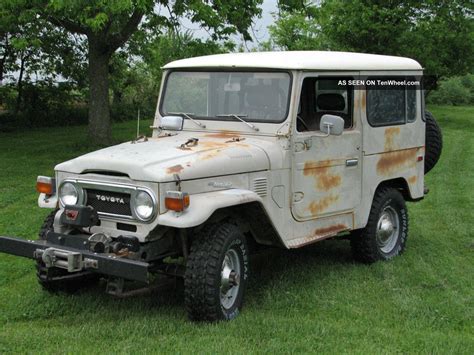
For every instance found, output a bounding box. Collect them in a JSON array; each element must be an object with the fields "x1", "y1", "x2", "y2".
[
  {"x1": 304, "y1": 138, "x2": 312, "y2": 150},
  {"x1": 346, "y1": 159, "x2": 358, "y2": 167}
]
